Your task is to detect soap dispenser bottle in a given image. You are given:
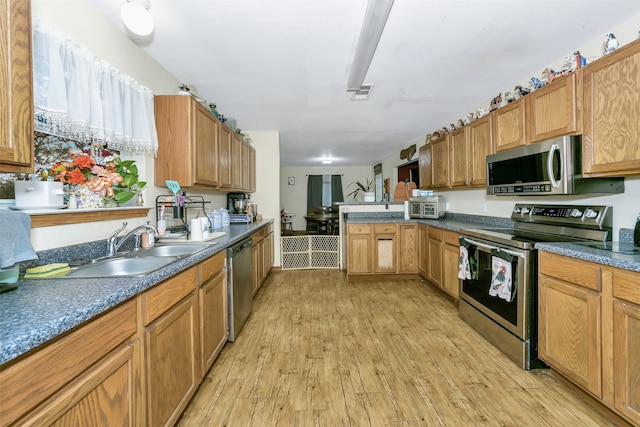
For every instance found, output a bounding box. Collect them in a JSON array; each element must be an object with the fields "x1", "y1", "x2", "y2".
[{"x1": 634, "y1": 213, "x2": 640, "y2": 247}]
